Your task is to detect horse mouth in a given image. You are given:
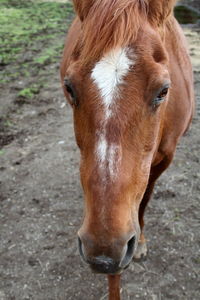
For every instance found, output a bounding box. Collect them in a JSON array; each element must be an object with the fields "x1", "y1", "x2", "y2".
[
  {"x1": 90, "y1": 259, "x2": 131, "y2": 274},
  {"x1": 89, "y1": 259, "x2": 125, "y2": 275}
]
